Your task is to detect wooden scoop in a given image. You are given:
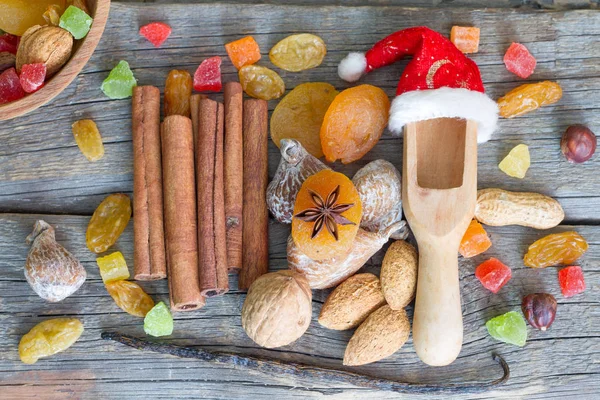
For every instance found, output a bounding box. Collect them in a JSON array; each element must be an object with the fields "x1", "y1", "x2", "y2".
[{"x1": 402, "y1": 117, "x2": 477, "y2": 366}]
